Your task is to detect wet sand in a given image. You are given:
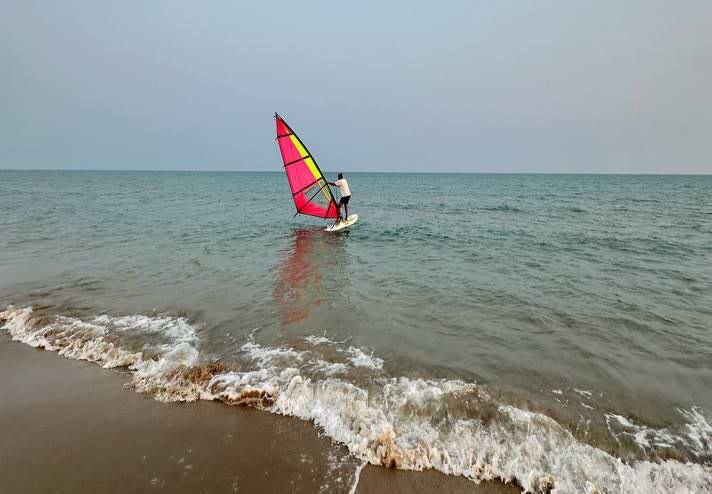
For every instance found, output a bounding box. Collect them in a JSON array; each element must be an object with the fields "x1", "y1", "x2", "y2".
[{"x1": 0, "y1": 333, "x2": 519, "y2": 494}]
